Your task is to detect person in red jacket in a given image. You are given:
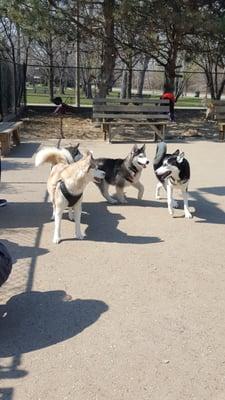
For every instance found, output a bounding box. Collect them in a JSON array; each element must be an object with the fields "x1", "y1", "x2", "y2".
[{"x1": 161, "y1": 89, "x2": 176, "y2": 122}]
